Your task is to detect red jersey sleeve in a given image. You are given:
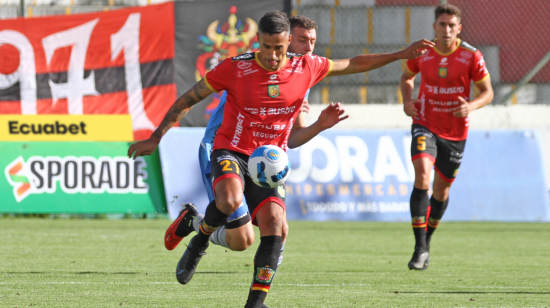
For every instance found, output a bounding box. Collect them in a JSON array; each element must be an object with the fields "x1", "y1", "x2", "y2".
[
  {"x1": 406, "y1": 58, "x2": 420, "y2": 74},
  {"x1": 203, "y1": 59, "x2": 232, "y2": 93},
  {"x1": 305, "y1": 54, "x2": 333, "y2": 86},
  {"x1": 471, "y1": 50, "x2": 490, "y2": 84}
]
